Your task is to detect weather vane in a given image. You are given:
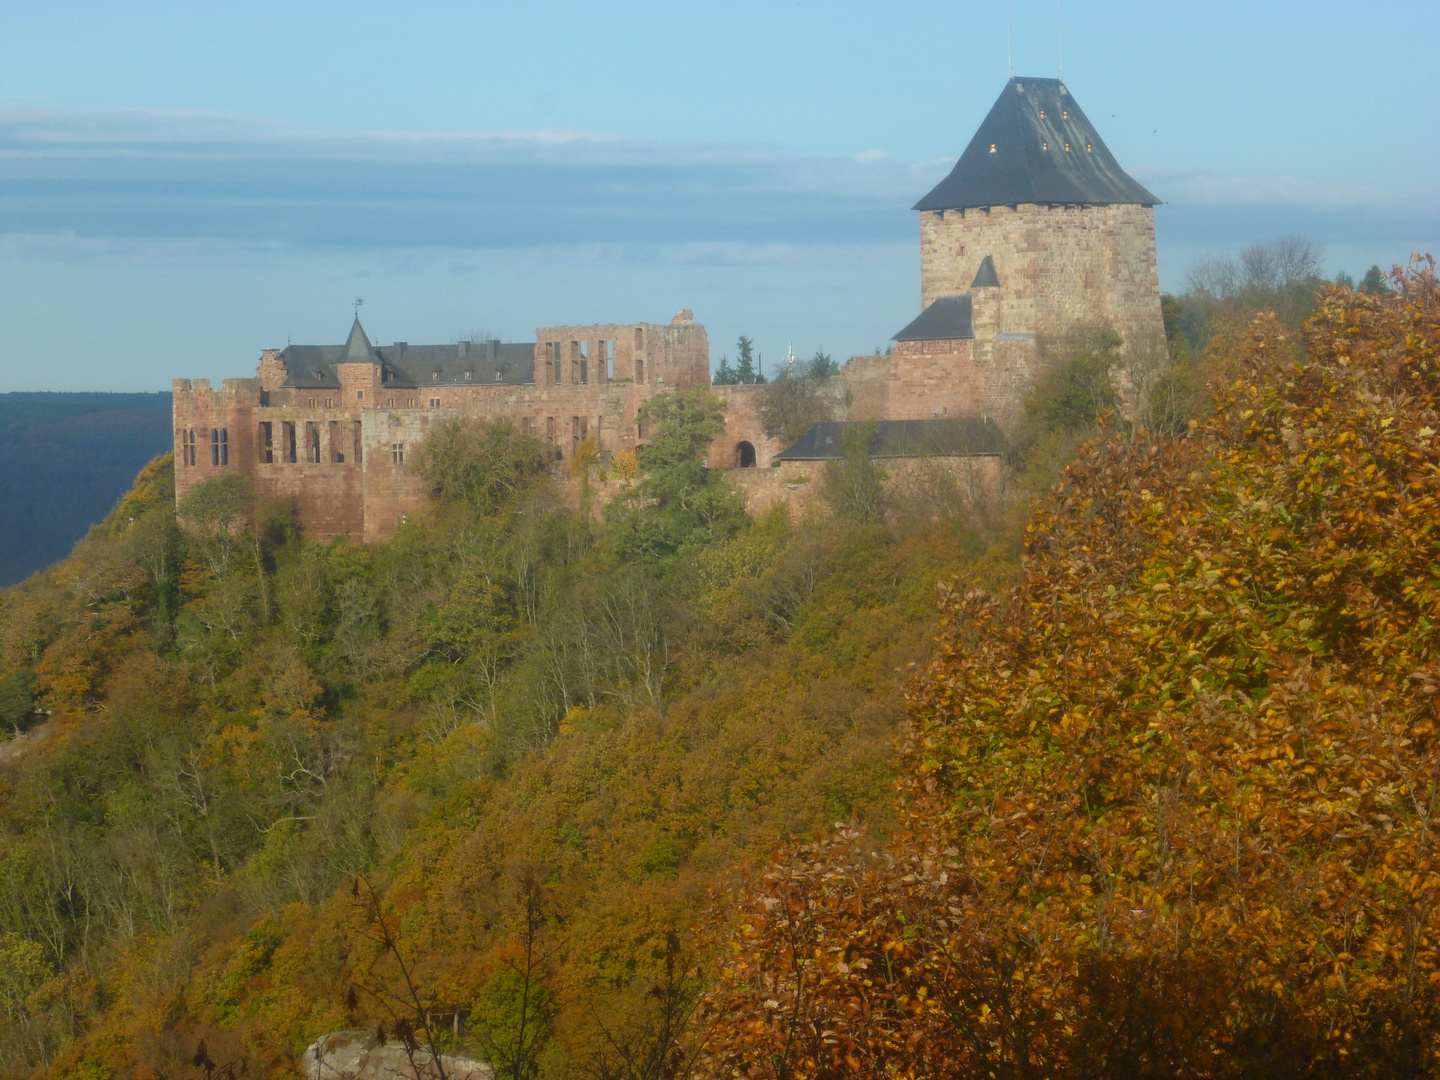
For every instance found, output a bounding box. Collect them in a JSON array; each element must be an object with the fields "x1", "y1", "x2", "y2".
[{"x1": 353, "y1": 298, "x2": 365, "y2": 319}]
